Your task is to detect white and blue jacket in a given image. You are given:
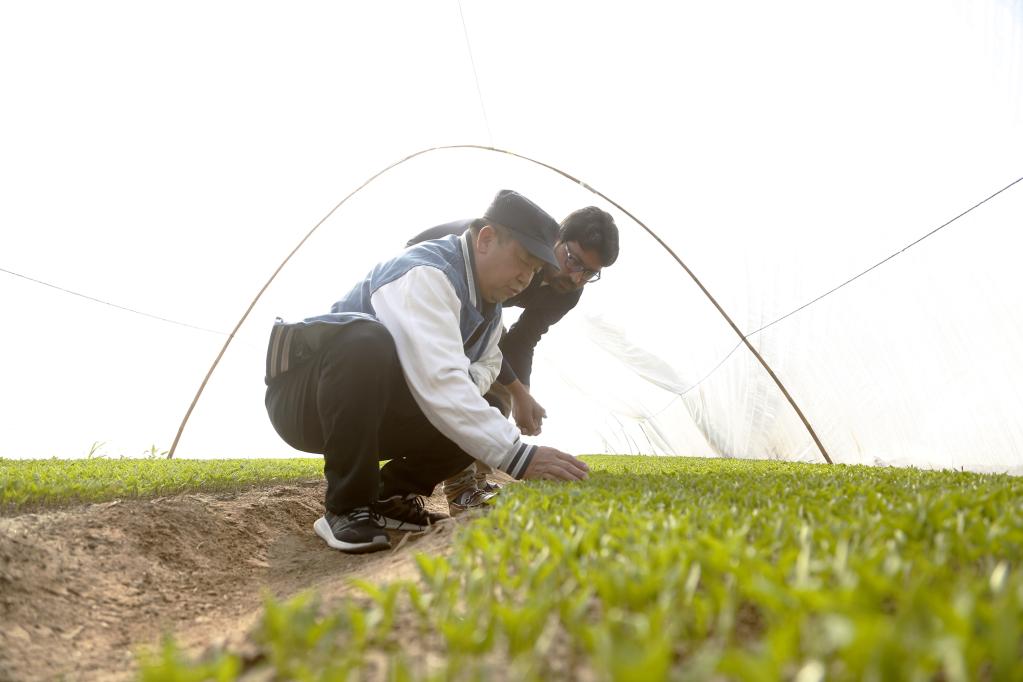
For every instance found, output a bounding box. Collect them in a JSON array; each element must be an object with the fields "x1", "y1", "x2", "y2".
[{"x1": 267, "y1": 231, "x2": 537, "y2": 479}]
